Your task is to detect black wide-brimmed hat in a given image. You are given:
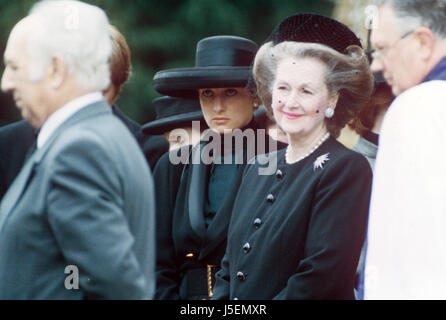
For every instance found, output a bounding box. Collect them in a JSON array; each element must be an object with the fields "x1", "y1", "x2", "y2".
[
  {"x1": 142, "y1": 96, "x2": 203, "y2": 135},
  {"x1": 152, "y1": 35, "x2": 259, "y2": 98},
  {"x1": 267, "y1": 13, "x2": 362, "y2": 52}
]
